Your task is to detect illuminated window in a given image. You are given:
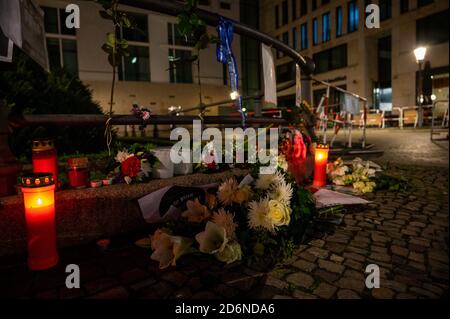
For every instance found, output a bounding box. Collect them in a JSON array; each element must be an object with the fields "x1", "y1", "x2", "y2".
[
  {"x1": 313, "y1": 18, "x2": 318, "y2": 45},
  {"x1": 322, "y1": 12, "x2": 330, "y2": 42},
  {"x1": 347, "y1": 0, "x2": 359, "y2": 33},
  {"x1": 336, "y1": 6, "x2": 343, "y2": 37},
  {"x1": 300, "y1": 23, "x2": 308, "y2": 50}
]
